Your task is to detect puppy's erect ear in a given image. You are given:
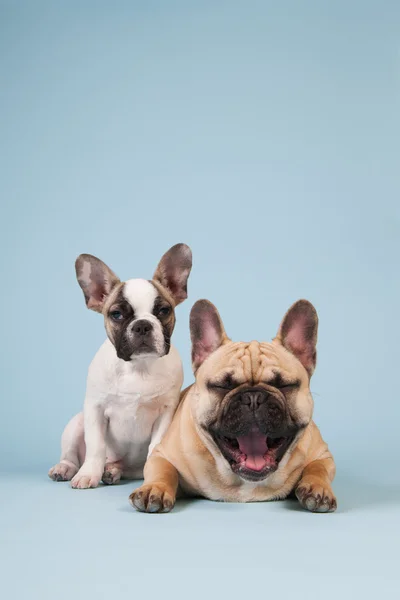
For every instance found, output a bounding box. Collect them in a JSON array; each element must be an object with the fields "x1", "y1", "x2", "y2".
[
  {"x1": 75, "y1": 254, "x2": 120, "y2": 313},
  {"x1": 190, "y1": 300, "x2": 229, "y2": 373},
  {"x1": 153, "y1": 243, "x2": 192, "y2": 306},
  {"x1": 275, "y1": 300, "x2": 318, "y2": 376}
]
